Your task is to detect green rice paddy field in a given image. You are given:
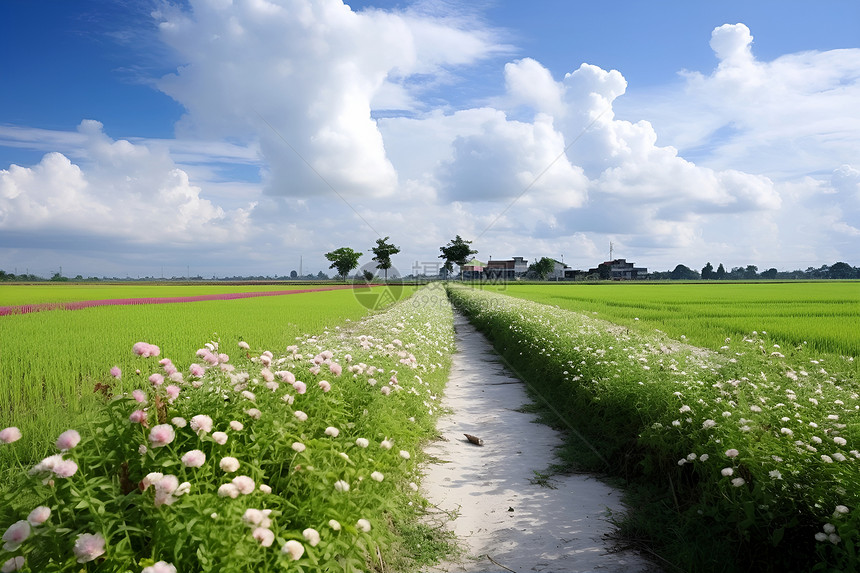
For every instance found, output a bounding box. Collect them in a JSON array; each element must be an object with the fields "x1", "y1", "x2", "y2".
[
  {"x1": 487, "y1": 282, "x2": 860, "y2": 358},
  {"x1": 0, "y1": 285, "x2": 413, "y2": 463}
]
